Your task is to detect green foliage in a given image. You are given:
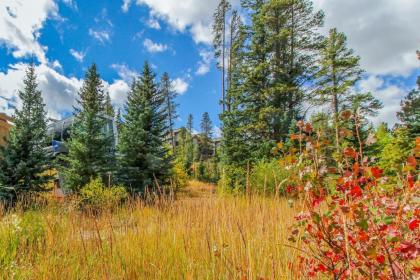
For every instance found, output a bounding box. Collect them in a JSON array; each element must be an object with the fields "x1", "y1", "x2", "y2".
[
  {"x1": 379, "y1": 127, "x2": 415, "y2": 175},
  {"x1": 199, "y1": 112, "x2": 214, "y2": 160},
  {"x1": 0, "y1": 64, "x2": 51, "y2": 203},
  {"x1": 160, "y1": 72, "x2": 178, "y2": 152},
  {"x1": 398, "y1": 87, "x2": 420, "y2": 137},
  {"x1": 217, "y1": 164, "x2": 245, "y2": 192},
  {"x1": 117, "y1": 62, "x2": 172, "y2": 194},
  {"x1": 79, "y1": 177, "x2": 127, "y2": 211},
  {"x1": 61, "y1": 64, "x2": 115, "y2": 192},
  {"x1": 249, "y1": 160, "x2": 290, "y2": 195},
  {"x1": 171, "y1": 161, "x2": 188, "y2": 191}
]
